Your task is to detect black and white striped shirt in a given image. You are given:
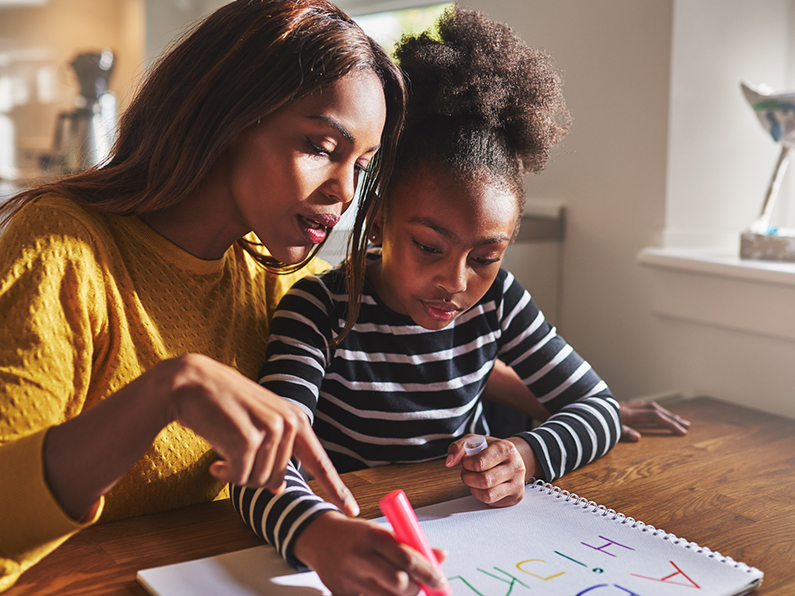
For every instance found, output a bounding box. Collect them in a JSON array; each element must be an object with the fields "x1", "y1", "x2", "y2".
[{"x1": 233, "y1": 254, "x2": 620, "y2": 567}]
